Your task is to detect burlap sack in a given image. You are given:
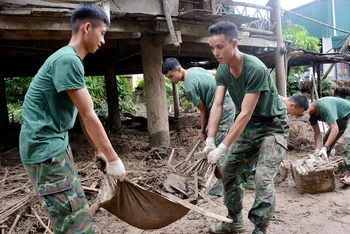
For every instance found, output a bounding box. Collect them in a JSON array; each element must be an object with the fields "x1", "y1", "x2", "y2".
[{"x1": 99, "y1": 175, "x2": 190, "y2": 229}]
